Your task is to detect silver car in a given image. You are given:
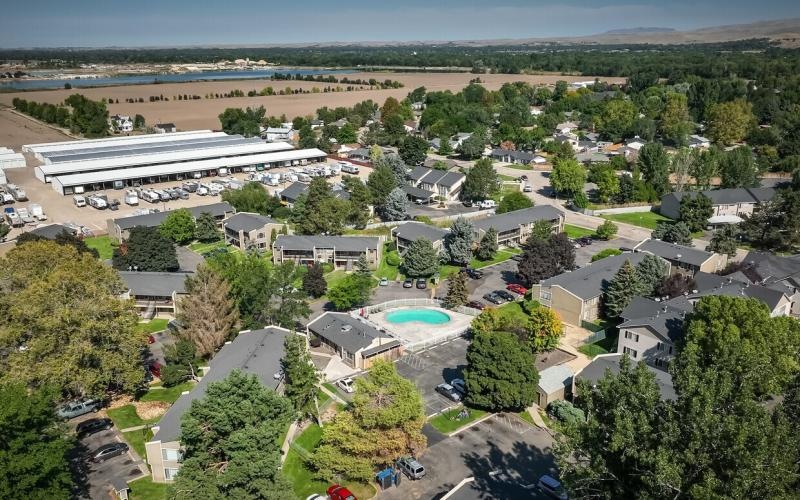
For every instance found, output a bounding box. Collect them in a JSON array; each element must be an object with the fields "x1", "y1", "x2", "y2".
[{"x1": 396, "y1": 456, "x2": 426, "y2": 479}]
